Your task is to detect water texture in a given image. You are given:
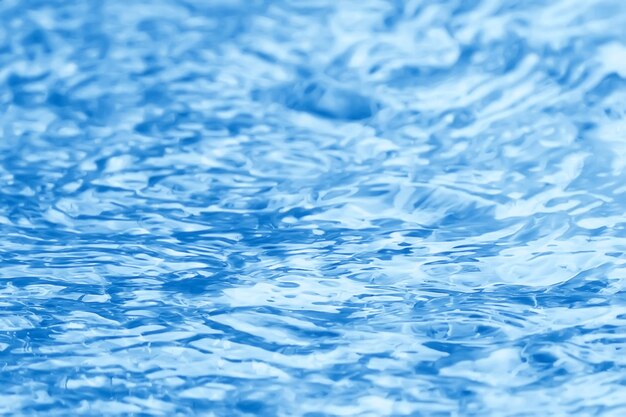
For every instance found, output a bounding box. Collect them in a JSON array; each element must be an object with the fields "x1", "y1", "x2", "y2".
[{"x1": 1, "y1": 0, "x2": 626, "y2": 415}]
